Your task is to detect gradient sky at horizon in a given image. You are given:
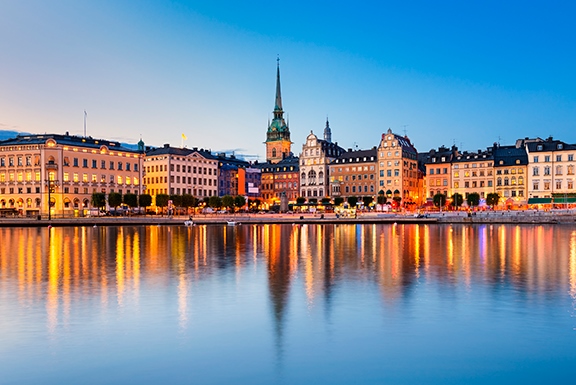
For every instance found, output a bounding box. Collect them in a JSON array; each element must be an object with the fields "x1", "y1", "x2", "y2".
[{"x1": 1, "y1": 0, "x2": 575, "y2": 159}]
